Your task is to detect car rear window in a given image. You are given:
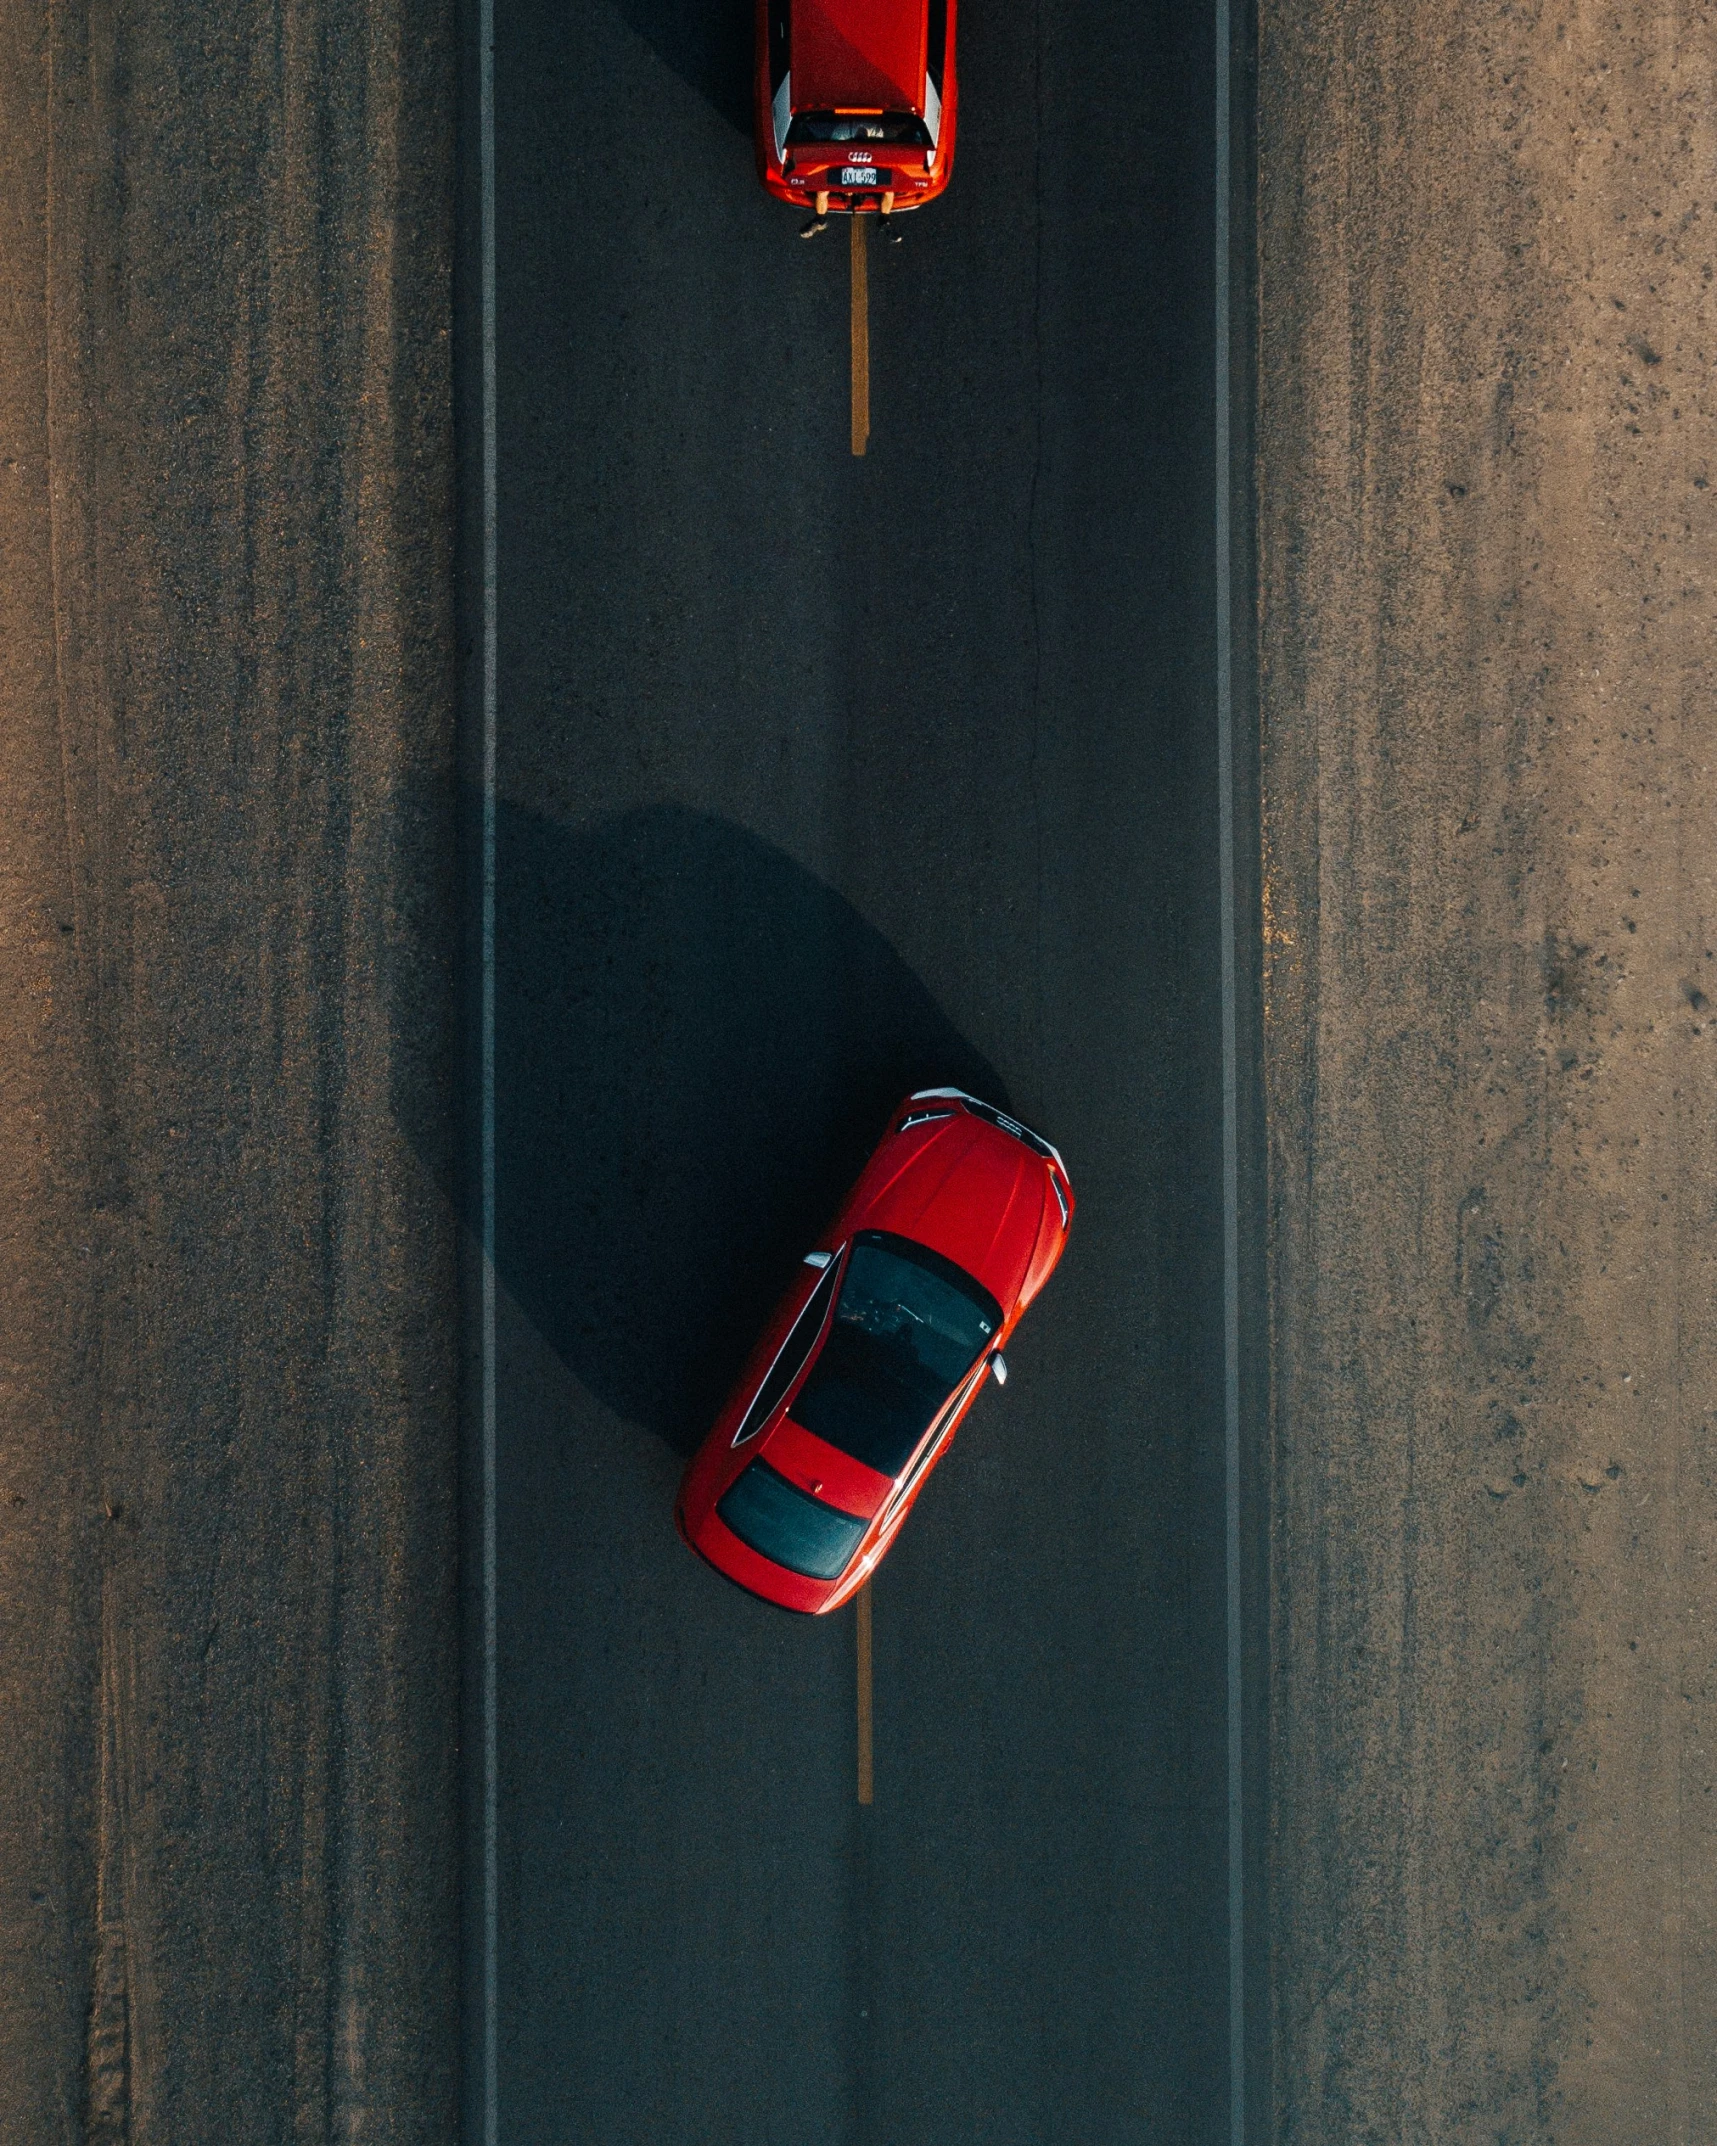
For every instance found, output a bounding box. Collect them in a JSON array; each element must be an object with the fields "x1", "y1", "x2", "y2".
[
  {"x1": 789, "y1": 1231, "x2": 1000, "y2": 1478},
  {"x1": 716, "y1": 1461, "x2": 869, "y2": 1582}
]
